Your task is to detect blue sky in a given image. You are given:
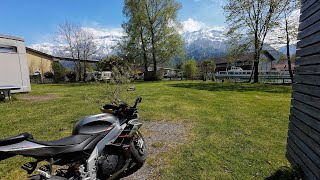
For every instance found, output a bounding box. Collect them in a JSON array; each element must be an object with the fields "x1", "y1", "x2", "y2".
[{"x1": 0, "y1": 0, "x2": 226, "y2": 45}]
